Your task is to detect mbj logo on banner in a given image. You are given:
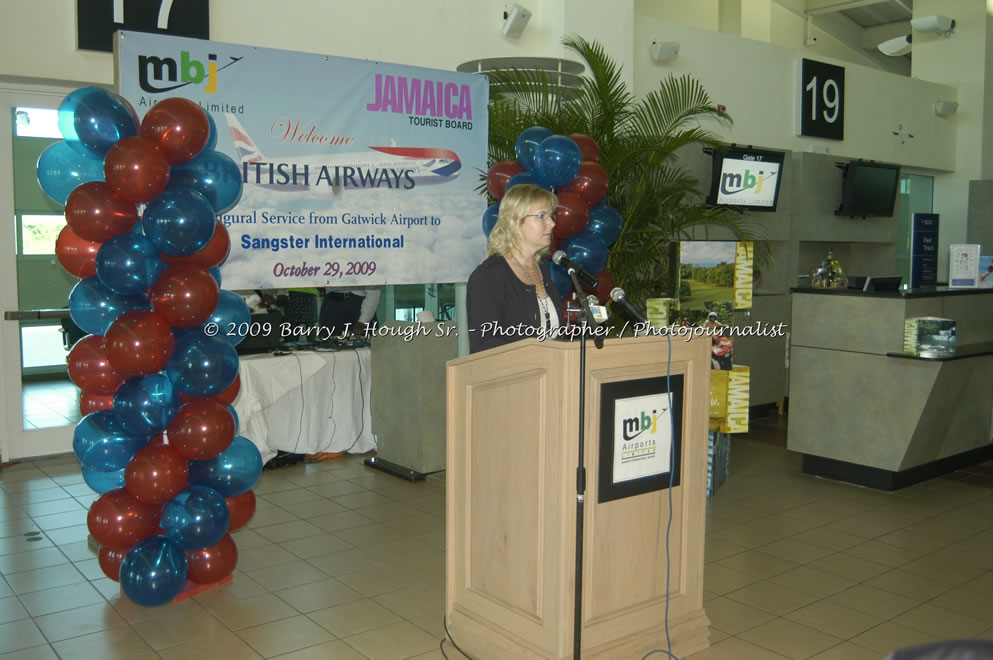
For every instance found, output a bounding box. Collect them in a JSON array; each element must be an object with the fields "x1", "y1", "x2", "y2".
[
  {"x1": 116, "y1": 32, "x2": 489, "y2": 290},
  {"x1": 612, "y1": 393, "x2": 673, "y2": 484}
]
